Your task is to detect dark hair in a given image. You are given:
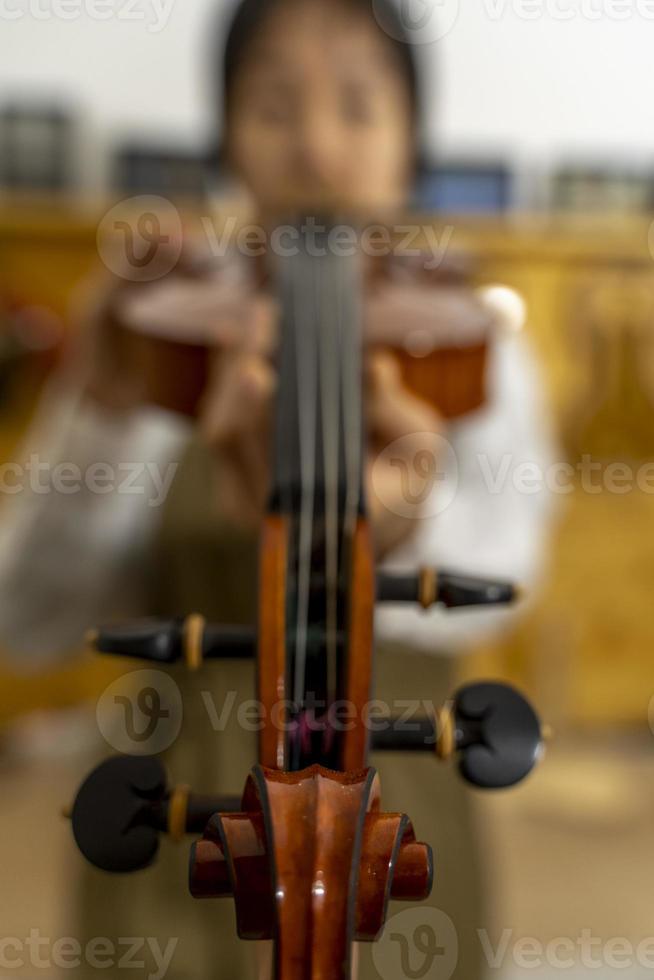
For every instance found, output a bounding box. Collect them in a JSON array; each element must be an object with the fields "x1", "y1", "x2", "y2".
[{"x1": 216, "y1": 0, "x2": 421, "y2": 128}]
